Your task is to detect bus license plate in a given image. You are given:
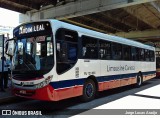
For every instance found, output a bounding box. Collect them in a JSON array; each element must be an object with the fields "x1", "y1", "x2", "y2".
[{"x1": 19, "y1": 90, "x2": 26, "y2": 94}]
